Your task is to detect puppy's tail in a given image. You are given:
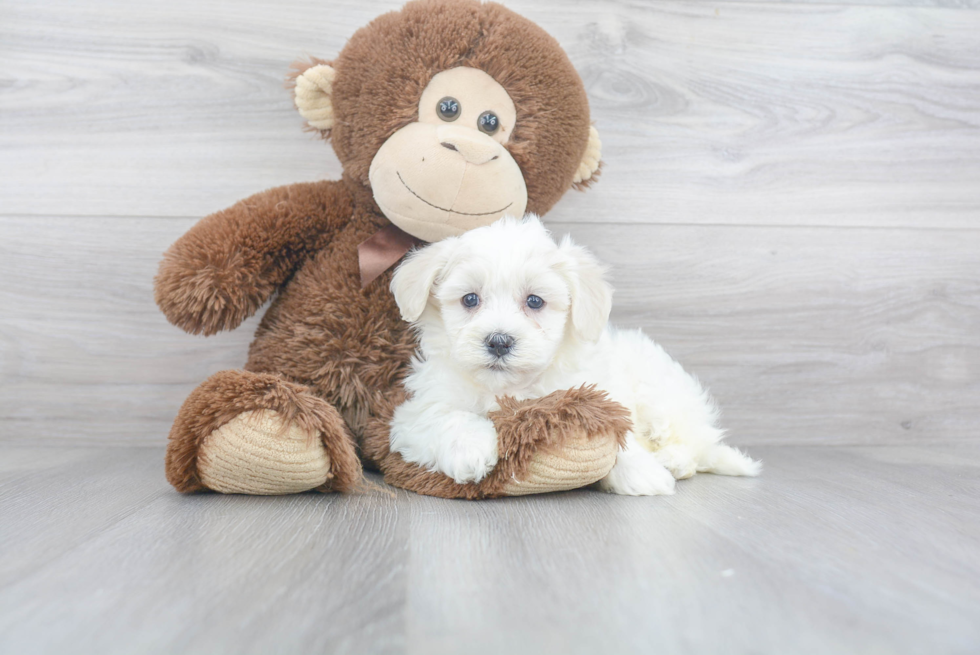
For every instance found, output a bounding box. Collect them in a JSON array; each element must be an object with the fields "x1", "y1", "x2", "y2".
[{"x1": 697, "y1": 444, "x2": 762, "y2": 477}]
